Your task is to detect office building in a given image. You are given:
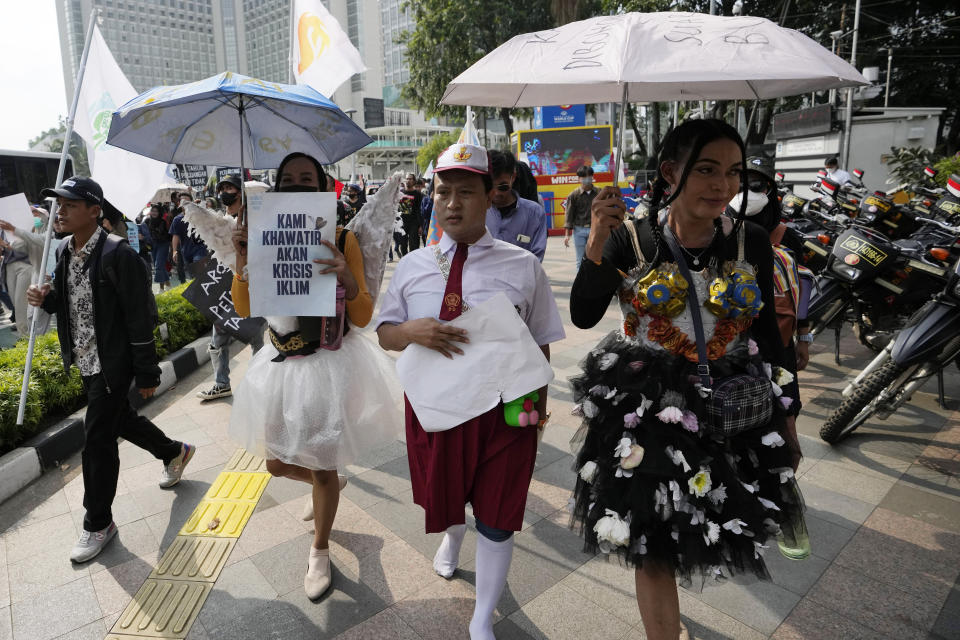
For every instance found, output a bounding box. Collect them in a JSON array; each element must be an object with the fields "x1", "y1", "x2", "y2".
[{"x1": 55, "y1": 0, "x2": 454, "y2": 177}]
